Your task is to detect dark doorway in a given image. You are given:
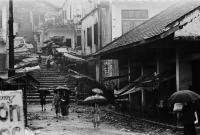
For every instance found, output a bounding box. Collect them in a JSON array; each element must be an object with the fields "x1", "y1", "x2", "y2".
[
  {"x1": 192, "y1": 60, "x2": 200, "y2": 94},
  {"x1": 66, "y1": 38, "x2": 71, "y2": 47}
]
